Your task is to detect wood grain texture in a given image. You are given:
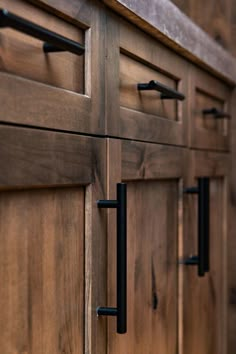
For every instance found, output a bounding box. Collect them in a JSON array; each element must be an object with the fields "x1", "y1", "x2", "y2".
[
  {"x1": 106, "y1": 139, "x2": 183, "y2": 354},
  {"x1": 0, "y1": 123, "x2": 107, "y2": 354},
  {"x1": 0, "y1": 125, "x2": 106, "y2": 189},
  {"x1": 182, "y1": 180, "x2": 226, "y2": 354},
  {"x1": 191, "y1": 150, "x2": 229, "y2": 179},
  {"x1": 105, "y1": 14, "x2": 188, "y2": 145},
  {"x1": 120, "y1": 54, "x2": 177, "y2": 120},
  {"x1": 0, "y1": 0, "x2": 106, "y2": 135},
  {"x1": 228, "y1": 88, "x2": 236, "y2": 354},
  {"x1": 182, "y1": 151, "x2": 228, "y2": 354},
  {"x1": 29, "y1": 0, "x2": 93, "y2": 25},
  {"x1": 84, "y1": 146, "x2": 107, "y2": 354},
  {"x1": 189, "y1": 65, "x2": 231, "y2": 151},
  {"x1": 0, "y1": 0, "x2": 84, "y2": 93},
  {"x1": 231, "y1": 0, "x2": 236, "y2": 58},
  {"x1": 121, "y1": 140, "x2": 185, "y2": 181},
  {"x1": 101, "y1": 0, "x2": 236, "y2": 85},
  {"x1": 119, "y1": 17, "x2": 188, "y2": 146},
  {"x1": 171, "y1": 0, "x2": 232, "y2": 50},
  {"x1": 109, "y1": 181, "x2": 179, "y2": 354},
  {"x1": 0, "y1": 187, "x2": 85, "y2": 354}
]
